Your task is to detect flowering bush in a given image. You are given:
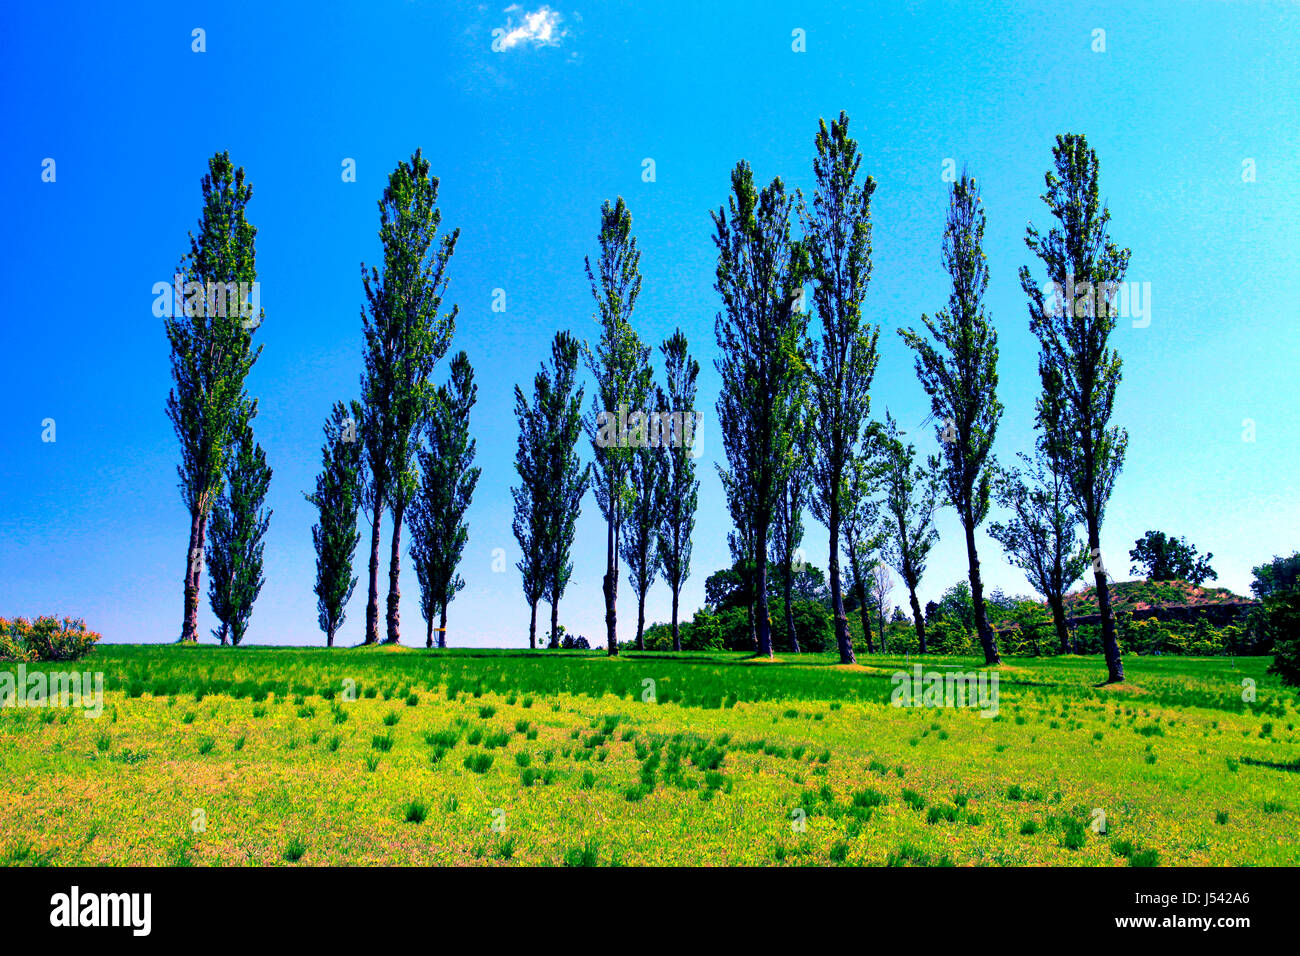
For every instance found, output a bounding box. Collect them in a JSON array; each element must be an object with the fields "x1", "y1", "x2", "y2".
[{"x1": 0, "y1": 617, "x2": 101, "y2": 662}]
